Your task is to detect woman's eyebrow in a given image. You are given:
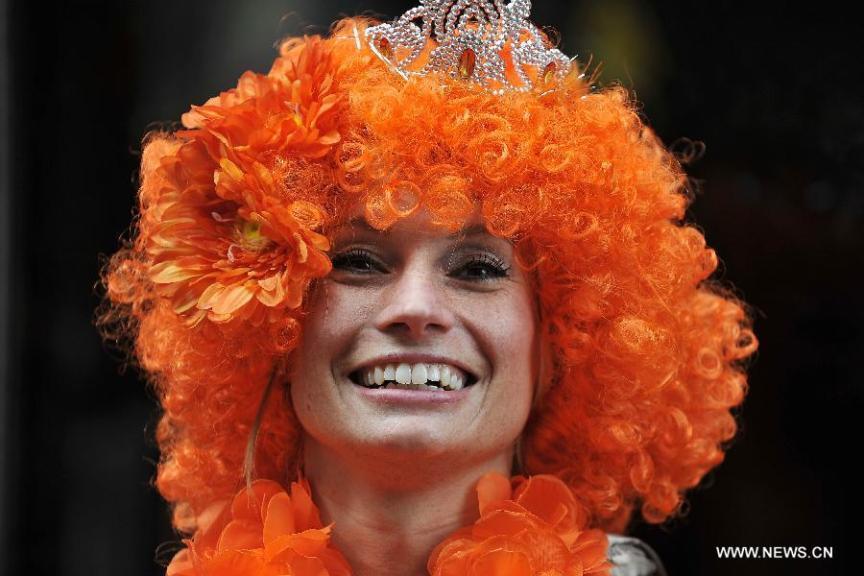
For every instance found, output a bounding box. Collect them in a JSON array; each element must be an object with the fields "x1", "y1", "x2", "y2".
[{"x1": 335, "y1": 216, "x2": 488, "y2": 238}]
